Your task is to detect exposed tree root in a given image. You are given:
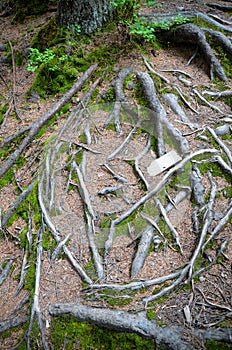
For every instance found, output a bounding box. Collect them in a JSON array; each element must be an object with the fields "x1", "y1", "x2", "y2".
[
  {"x1": 139, "y1": 11, "x2": 232, "y2": 82},
  {"x1": 1, "y1": 24, "x2": 231, "y2": 347},
  {"x1": 0, "y1": 64, "x2": 98, "y2": 179},
  {"x1": 169, "y1": 24, "x2": 228, "y2": 82},
  {"x1": 0, "y1": 315, "x2": 28, "y2": 333},
  {"x1": 49, "y1": 302, "x2": 196, "y2": 350}
]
